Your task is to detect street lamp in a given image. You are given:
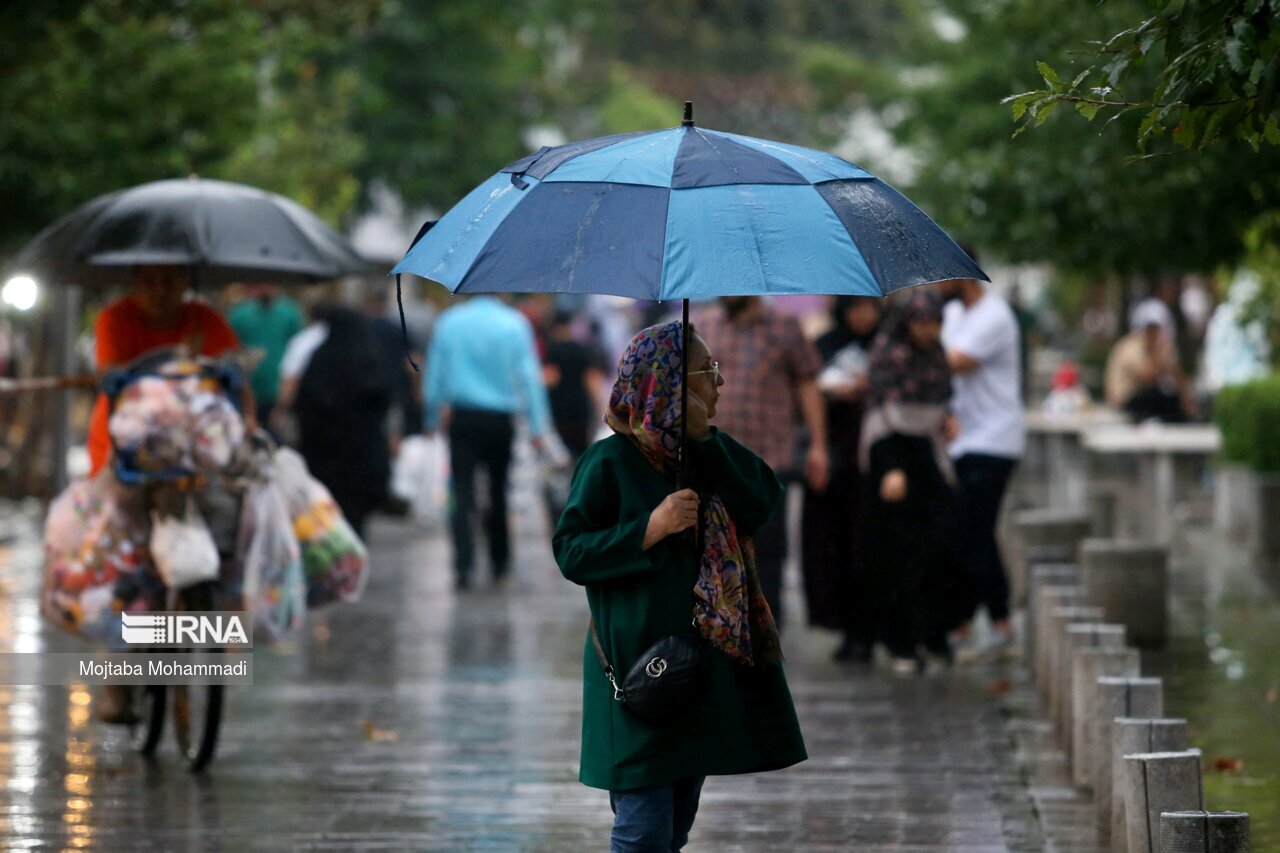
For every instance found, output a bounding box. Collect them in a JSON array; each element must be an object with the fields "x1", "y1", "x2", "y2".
[{"x1": 2, "y1": 274, "x2": 39, "y2": 311}]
